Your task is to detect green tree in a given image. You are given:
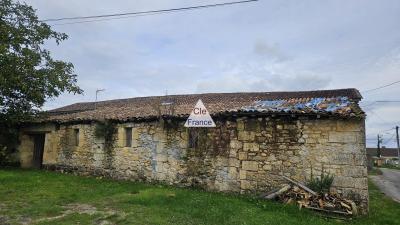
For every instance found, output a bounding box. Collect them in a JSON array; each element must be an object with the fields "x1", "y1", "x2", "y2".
[{"x1": 0, "y1": 0, "x2": 82, "y2": 165}]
